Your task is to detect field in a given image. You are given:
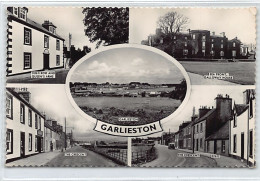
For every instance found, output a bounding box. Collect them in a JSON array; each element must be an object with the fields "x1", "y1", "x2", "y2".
[
  {"x1": 73, "y1": 96, "x2": 181, "y2": 125},
  {"x1": 180, "y1": 61, "x2": 255, "y2": 85}
]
